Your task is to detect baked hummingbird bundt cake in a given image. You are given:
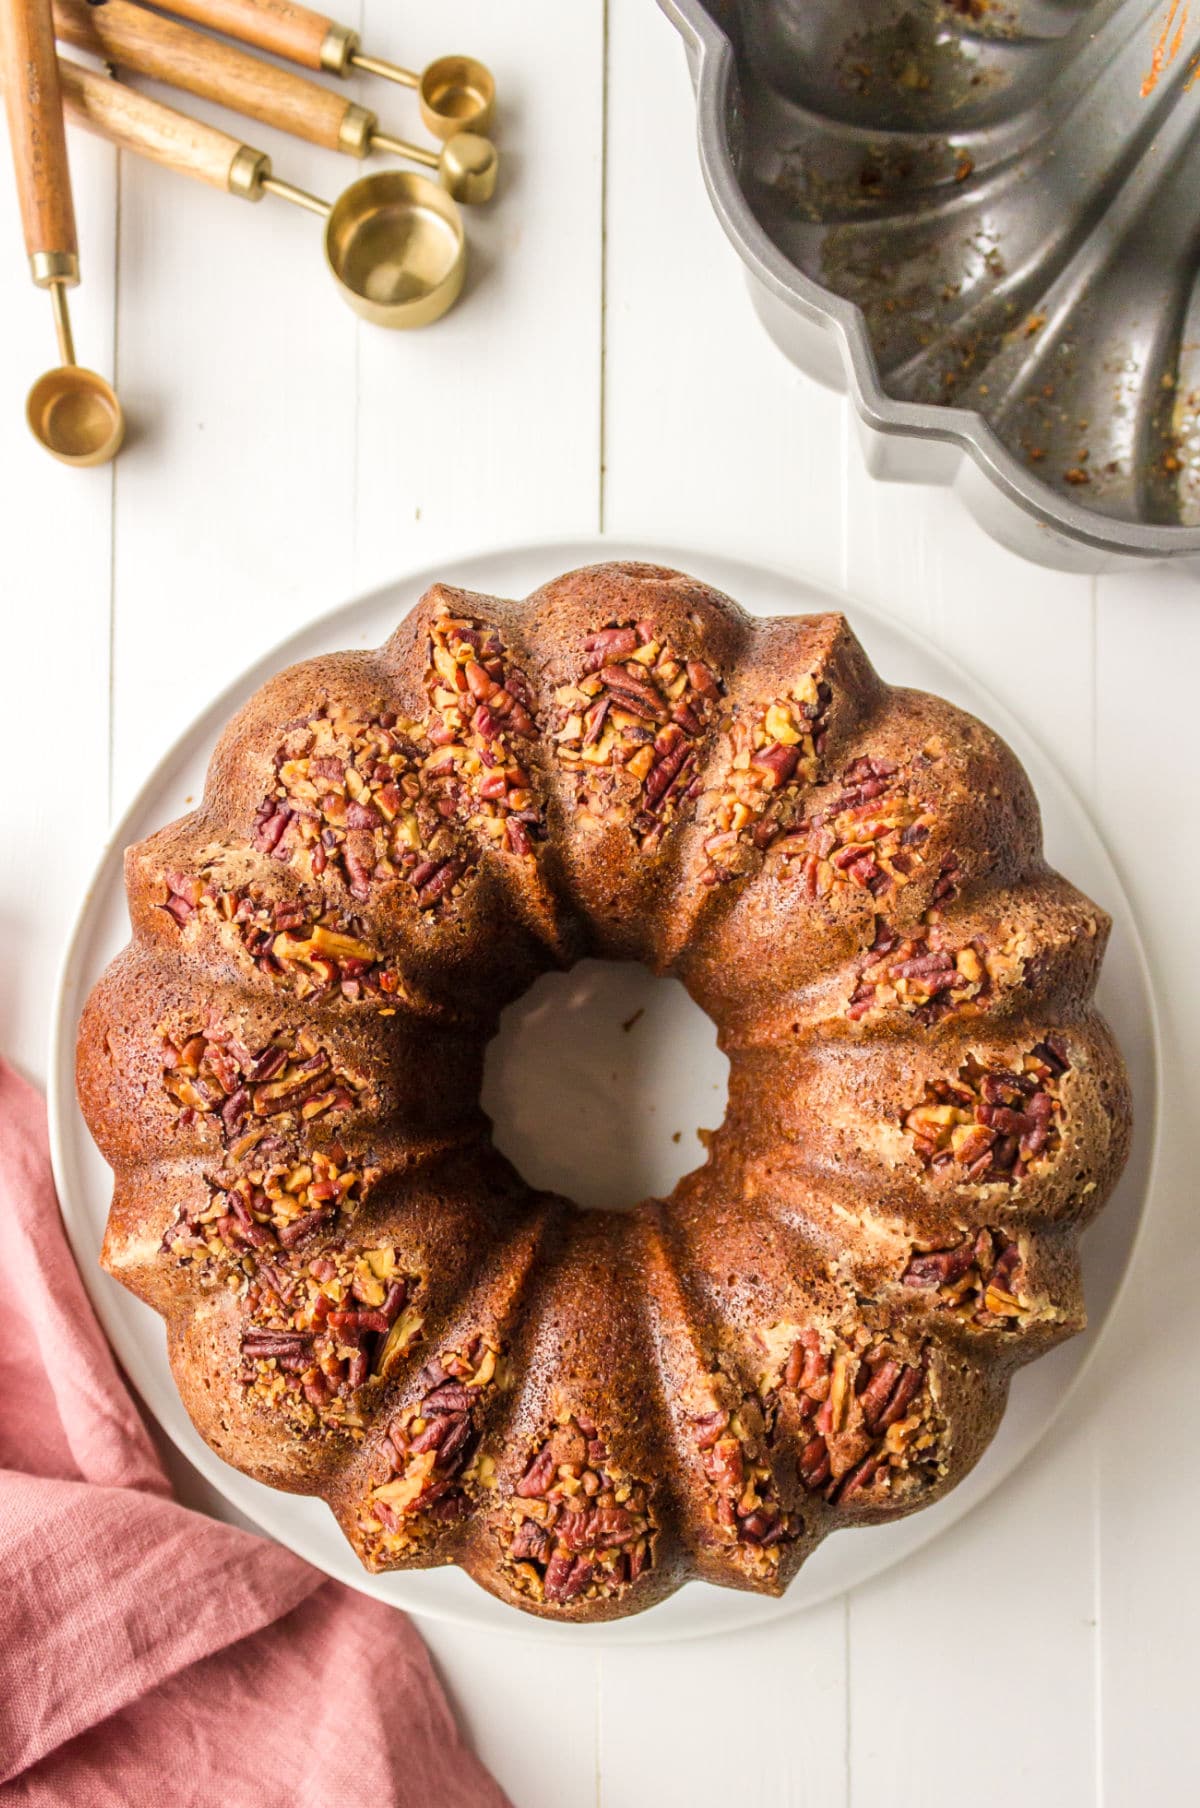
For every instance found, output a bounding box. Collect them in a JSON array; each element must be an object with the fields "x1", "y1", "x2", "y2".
[{"x1": 77, "y1": 561, "x2": 1131, "y2": 1622}]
